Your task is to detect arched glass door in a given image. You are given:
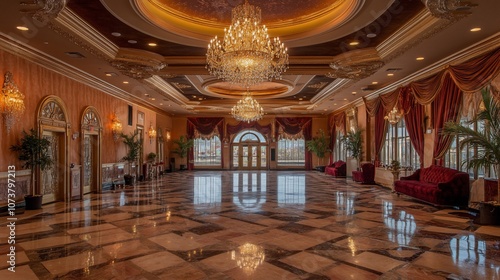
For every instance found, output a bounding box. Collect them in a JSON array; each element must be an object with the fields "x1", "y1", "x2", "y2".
[{"x1": 232, "y1": 130, "x2": 267, "y2": 170}]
